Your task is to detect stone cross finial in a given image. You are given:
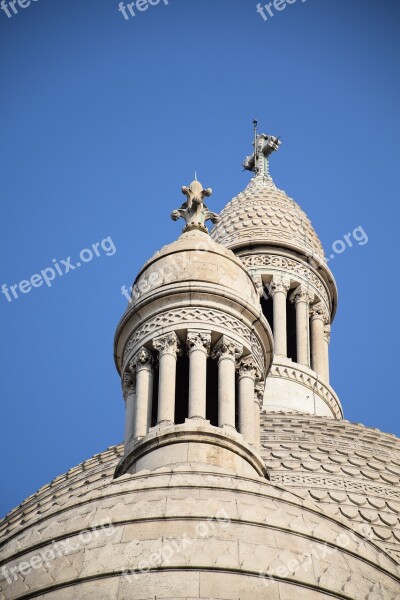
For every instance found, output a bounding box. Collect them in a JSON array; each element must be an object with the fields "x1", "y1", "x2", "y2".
[
  {"x1": 243, "y1": 125, "x2": 281, "y2": 178},
  {"x1": 171, "y1": 180, "x2": 220, "y2": 234}
]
